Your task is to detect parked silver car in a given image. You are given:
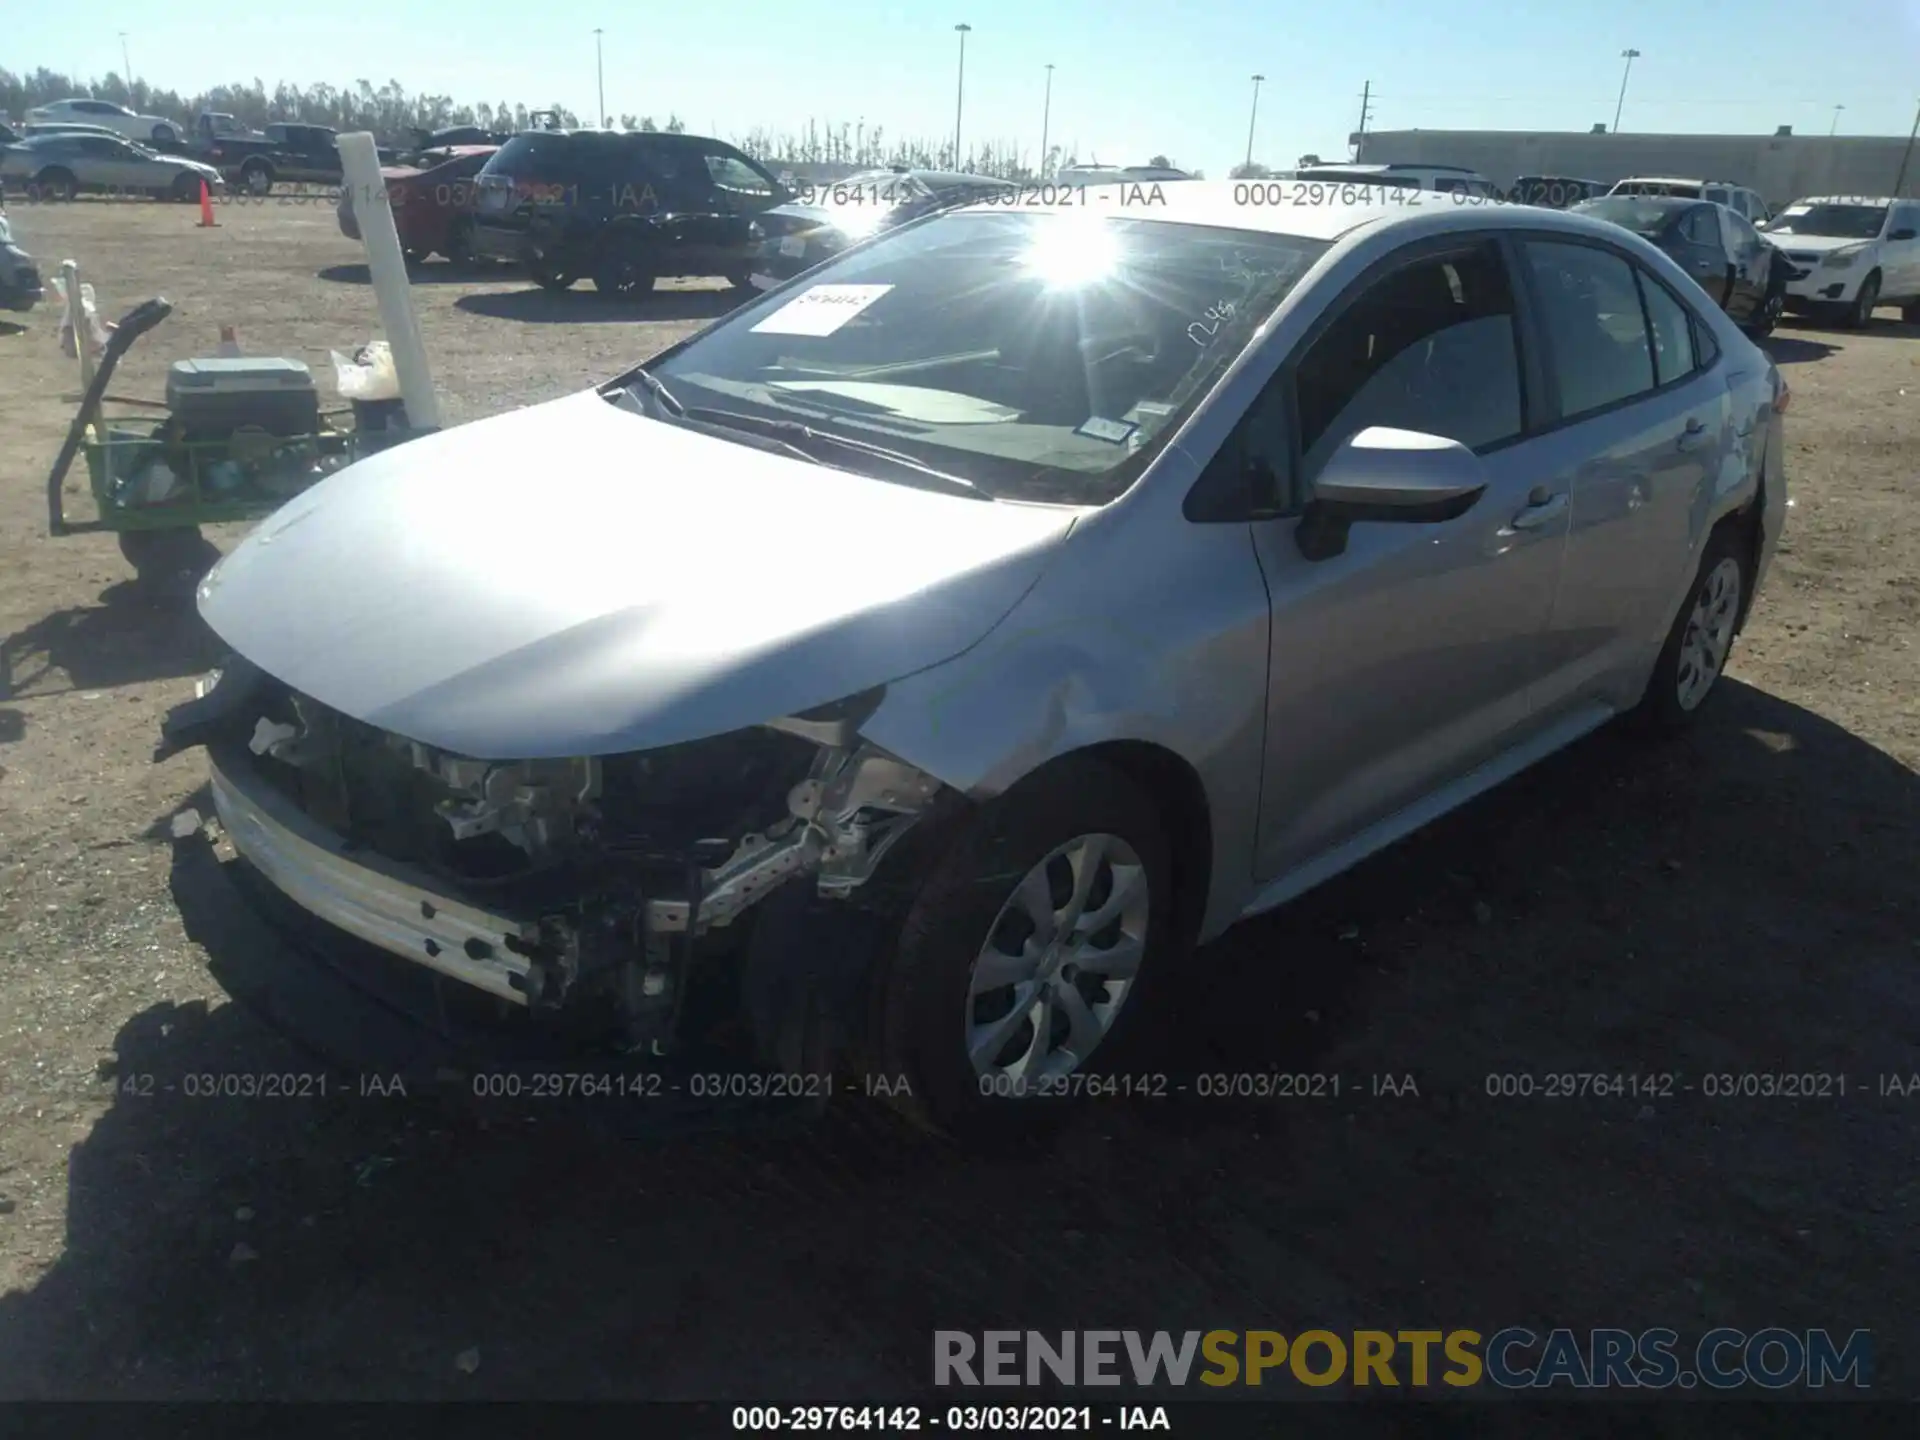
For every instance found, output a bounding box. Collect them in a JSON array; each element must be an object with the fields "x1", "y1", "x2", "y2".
[
  {"x1": 161, "y1": 183, "x2": 1787, "y2": 1135},
  {"x1": 0, "y1": 132, "x2": 223, "y2": 201}
]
